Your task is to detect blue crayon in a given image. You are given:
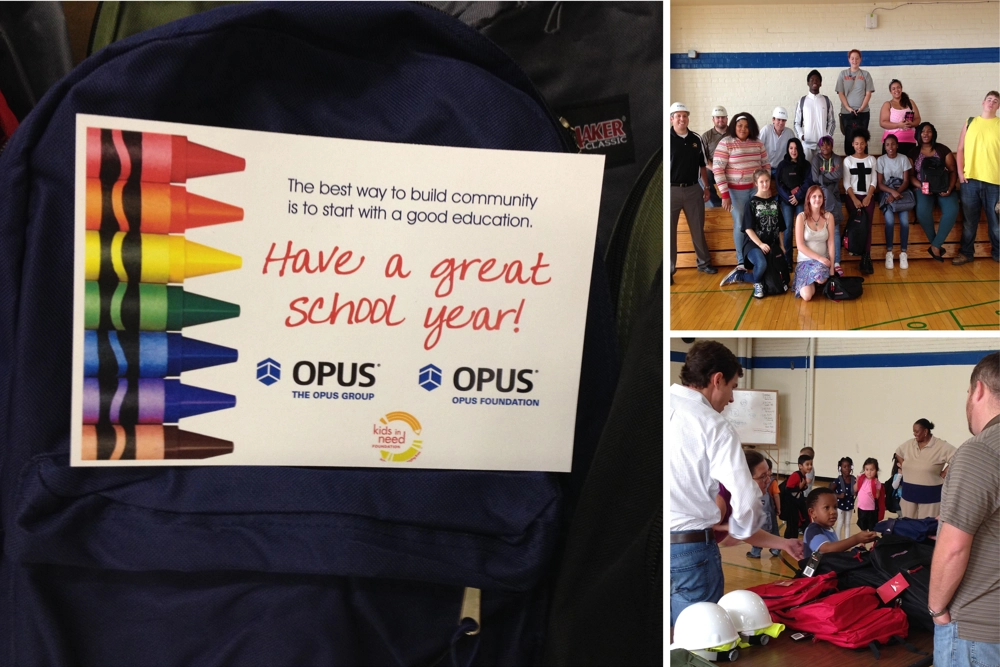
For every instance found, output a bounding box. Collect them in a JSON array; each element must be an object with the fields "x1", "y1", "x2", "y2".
[{"x1": 84, "y1": 331, "x2": 238, "y2": 378}]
